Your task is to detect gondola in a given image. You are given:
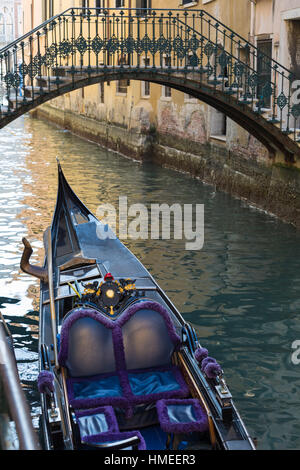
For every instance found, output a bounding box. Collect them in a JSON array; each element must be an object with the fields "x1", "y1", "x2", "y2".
[{"x1": 20, "y1": 161, "x2": 256, "y2": 451}]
